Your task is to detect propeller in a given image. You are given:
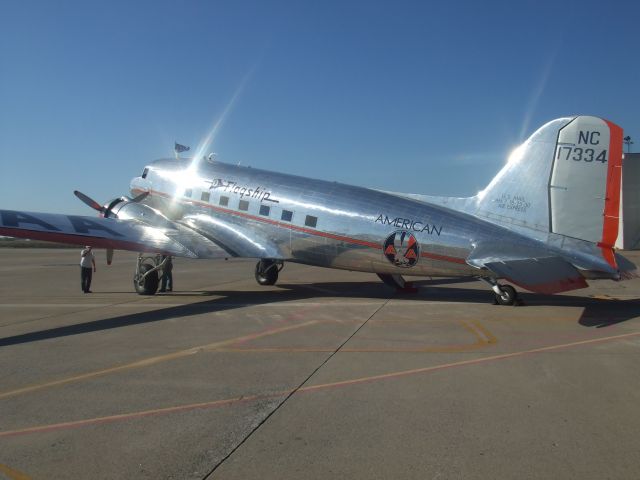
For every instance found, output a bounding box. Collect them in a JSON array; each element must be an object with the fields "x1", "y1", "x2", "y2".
[
  {"x1": 73, "y1": 190, "x2": 105, "y2": 214},
  {"x1": 73, "y1": 190, "x2": 149, "y2": 217},
  {"x1": 74, "y1": 190, "x2": 149, "y2": 266}
]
